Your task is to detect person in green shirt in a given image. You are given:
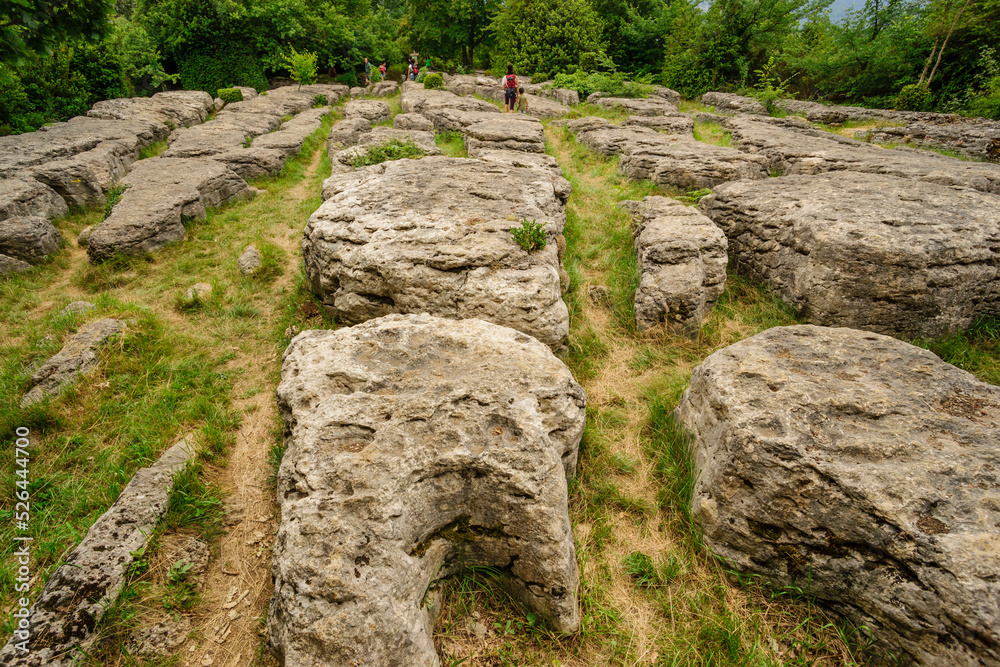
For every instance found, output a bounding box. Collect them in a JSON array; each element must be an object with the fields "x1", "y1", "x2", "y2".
[
  {"x1": 425, "y1": 57, "x2": 432, "y2": 72},
  {"x1": 517, "y1": 87, "x2": 529, "y2": 114}
]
